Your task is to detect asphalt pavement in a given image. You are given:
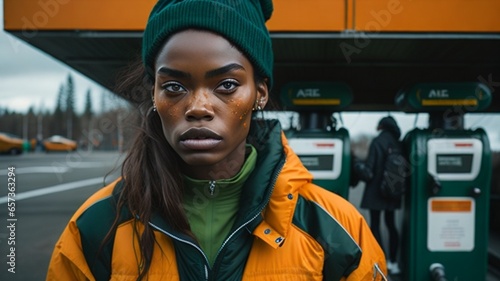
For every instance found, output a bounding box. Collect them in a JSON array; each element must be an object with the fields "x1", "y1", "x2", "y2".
[{"x1": 0, "y1": 150, "x2": 124, "y2": 281}]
